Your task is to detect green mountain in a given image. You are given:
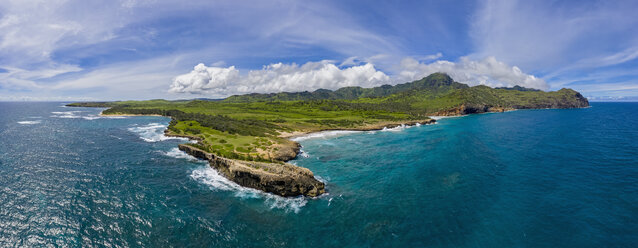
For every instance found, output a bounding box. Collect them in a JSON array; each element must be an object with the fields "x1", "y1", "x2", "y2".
[
  {"x1": 67, "y1": 71, "x2": 589, "y2": 162},
  {"x1": 222, "y1": 72, "x2": 588, "y2": 115},
  {"x1": 67, "y1": 72, "x2": 589, "y2": 197},
  {"x1": 223, "y1": 72, "x2": 469, "y2": 102}
]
